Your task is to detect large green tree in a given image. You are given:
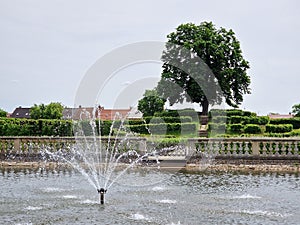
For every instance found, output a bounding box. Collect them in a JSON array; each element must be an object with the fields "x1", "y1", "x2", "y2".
[
  {"x1": 157, "y1": 22, "x2": 251, "y2": 115},
  {"x1": 138, "y1": 89, "x2": 165, "y2": 117},
  {"x1": 30, "y1": 102, "x2": 64, "y2": 119}
]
